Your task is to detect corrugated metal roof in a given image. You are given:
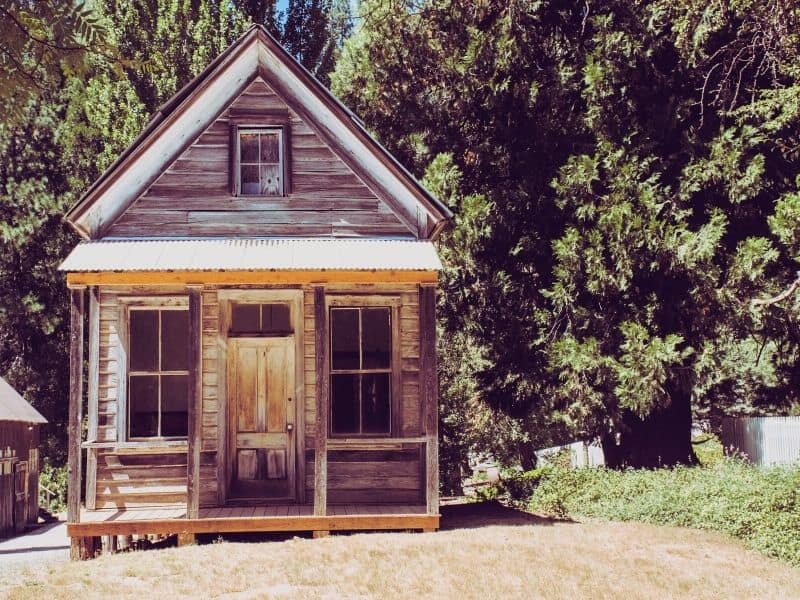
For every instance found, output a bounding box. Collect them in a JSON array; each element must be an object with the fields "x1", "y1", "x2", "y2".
[
  {"x1": 0, "y1": 377, "x2": 47, "y2": 424},
  {"x1": 58, "y1": 239, "x2": 443, "y2": 272}
]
